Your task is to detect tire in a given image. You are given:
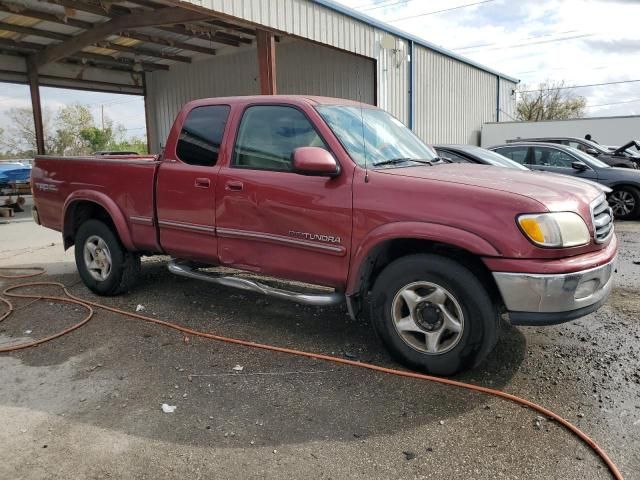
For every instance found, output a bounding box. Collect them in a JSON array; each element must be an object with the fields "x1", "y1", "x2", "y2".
[
  {"x1": 609, "y1": 186, "x2": 640, "y2": 220},
  {"x1": 370, "y1": 254, "x2": 499, "y2": 376},
  {"x1": 74, "y1": 219, "x2": 141, "y2": 296}
]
